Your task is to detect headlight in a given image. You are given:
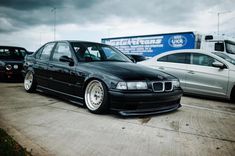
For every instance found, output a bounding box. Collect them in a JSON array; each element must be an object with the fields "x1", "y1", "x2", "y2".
[
  {"x1": 116, "y1": 82, "x2": 148, "y2": 90},
  {"x1": 127, "y1": 82, "x2": 148, "y2": 90},
  {"x1": 172, "y1": 80, "x2": 180, "y2": 88},
  {"x1": 6, "y1": 64, "x2": 12, "y2": 71}
]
